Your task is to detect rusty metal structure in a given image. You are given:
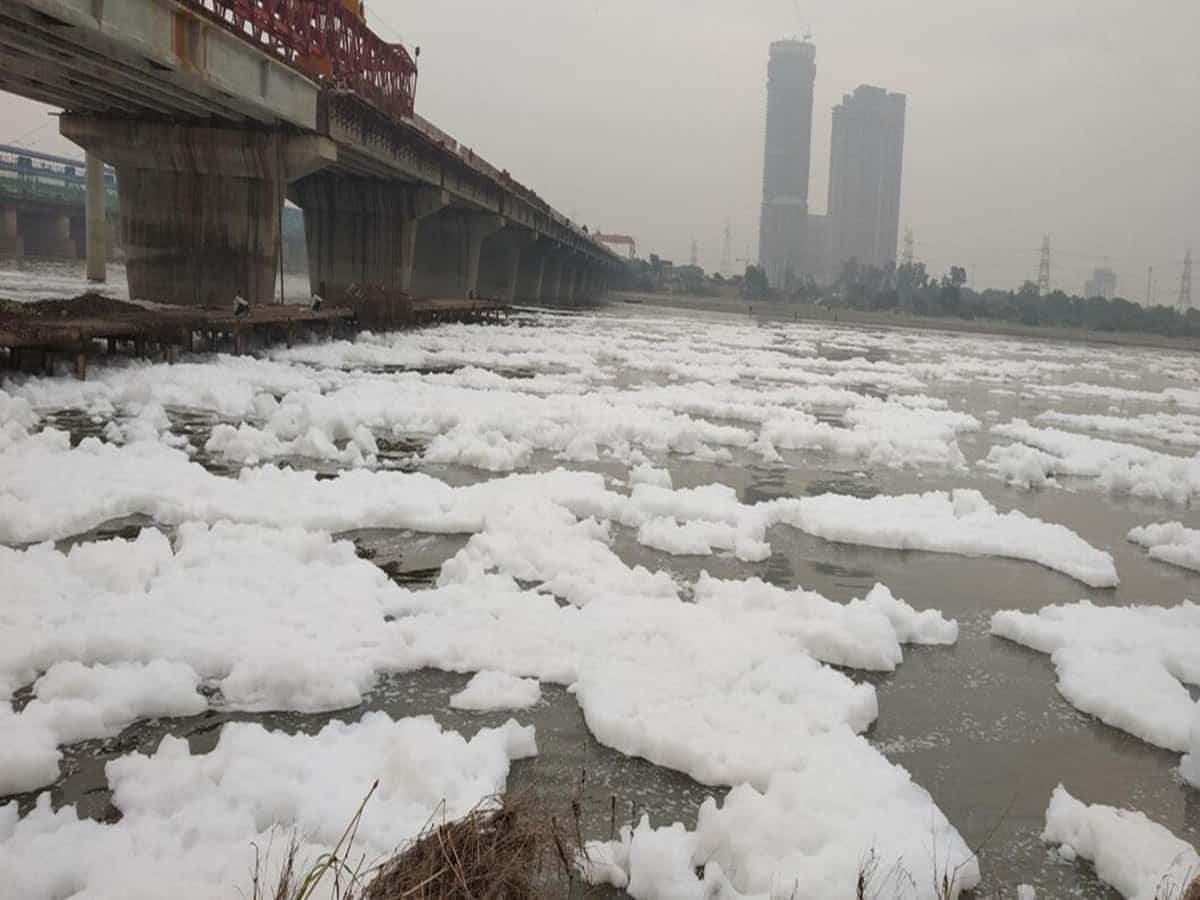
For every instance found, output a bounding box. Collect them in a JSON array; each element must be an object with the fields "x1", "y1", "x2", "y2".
[{"x1": 180, "y1": 0, "x2": 418, "y2": 118}]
